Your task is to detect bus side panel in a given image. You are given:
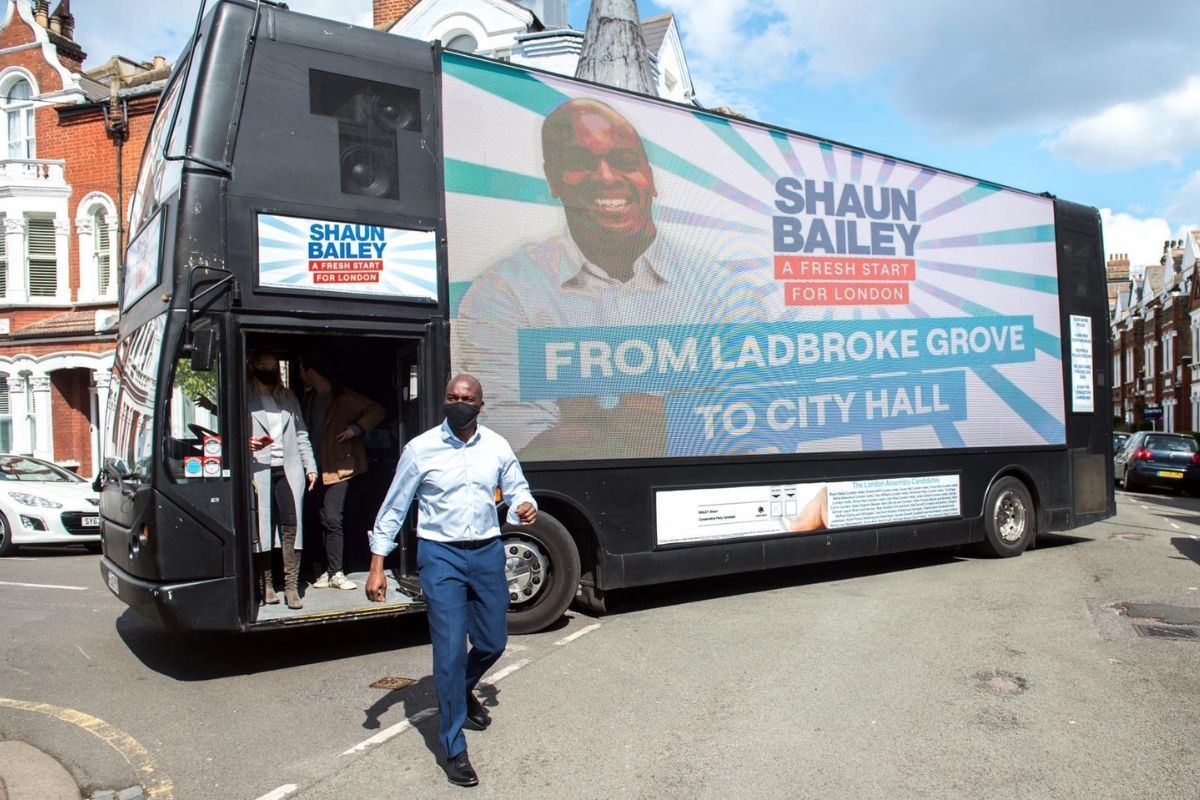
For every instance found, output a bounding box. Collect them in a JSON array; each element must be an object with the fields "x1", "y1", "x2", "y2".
[
  {"x1": 532, "y1": 447, "x2": 1073, "y2": 593},
  {"x1": 1053, "y1": 200, "x2": 1115, "y2": 522}
]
